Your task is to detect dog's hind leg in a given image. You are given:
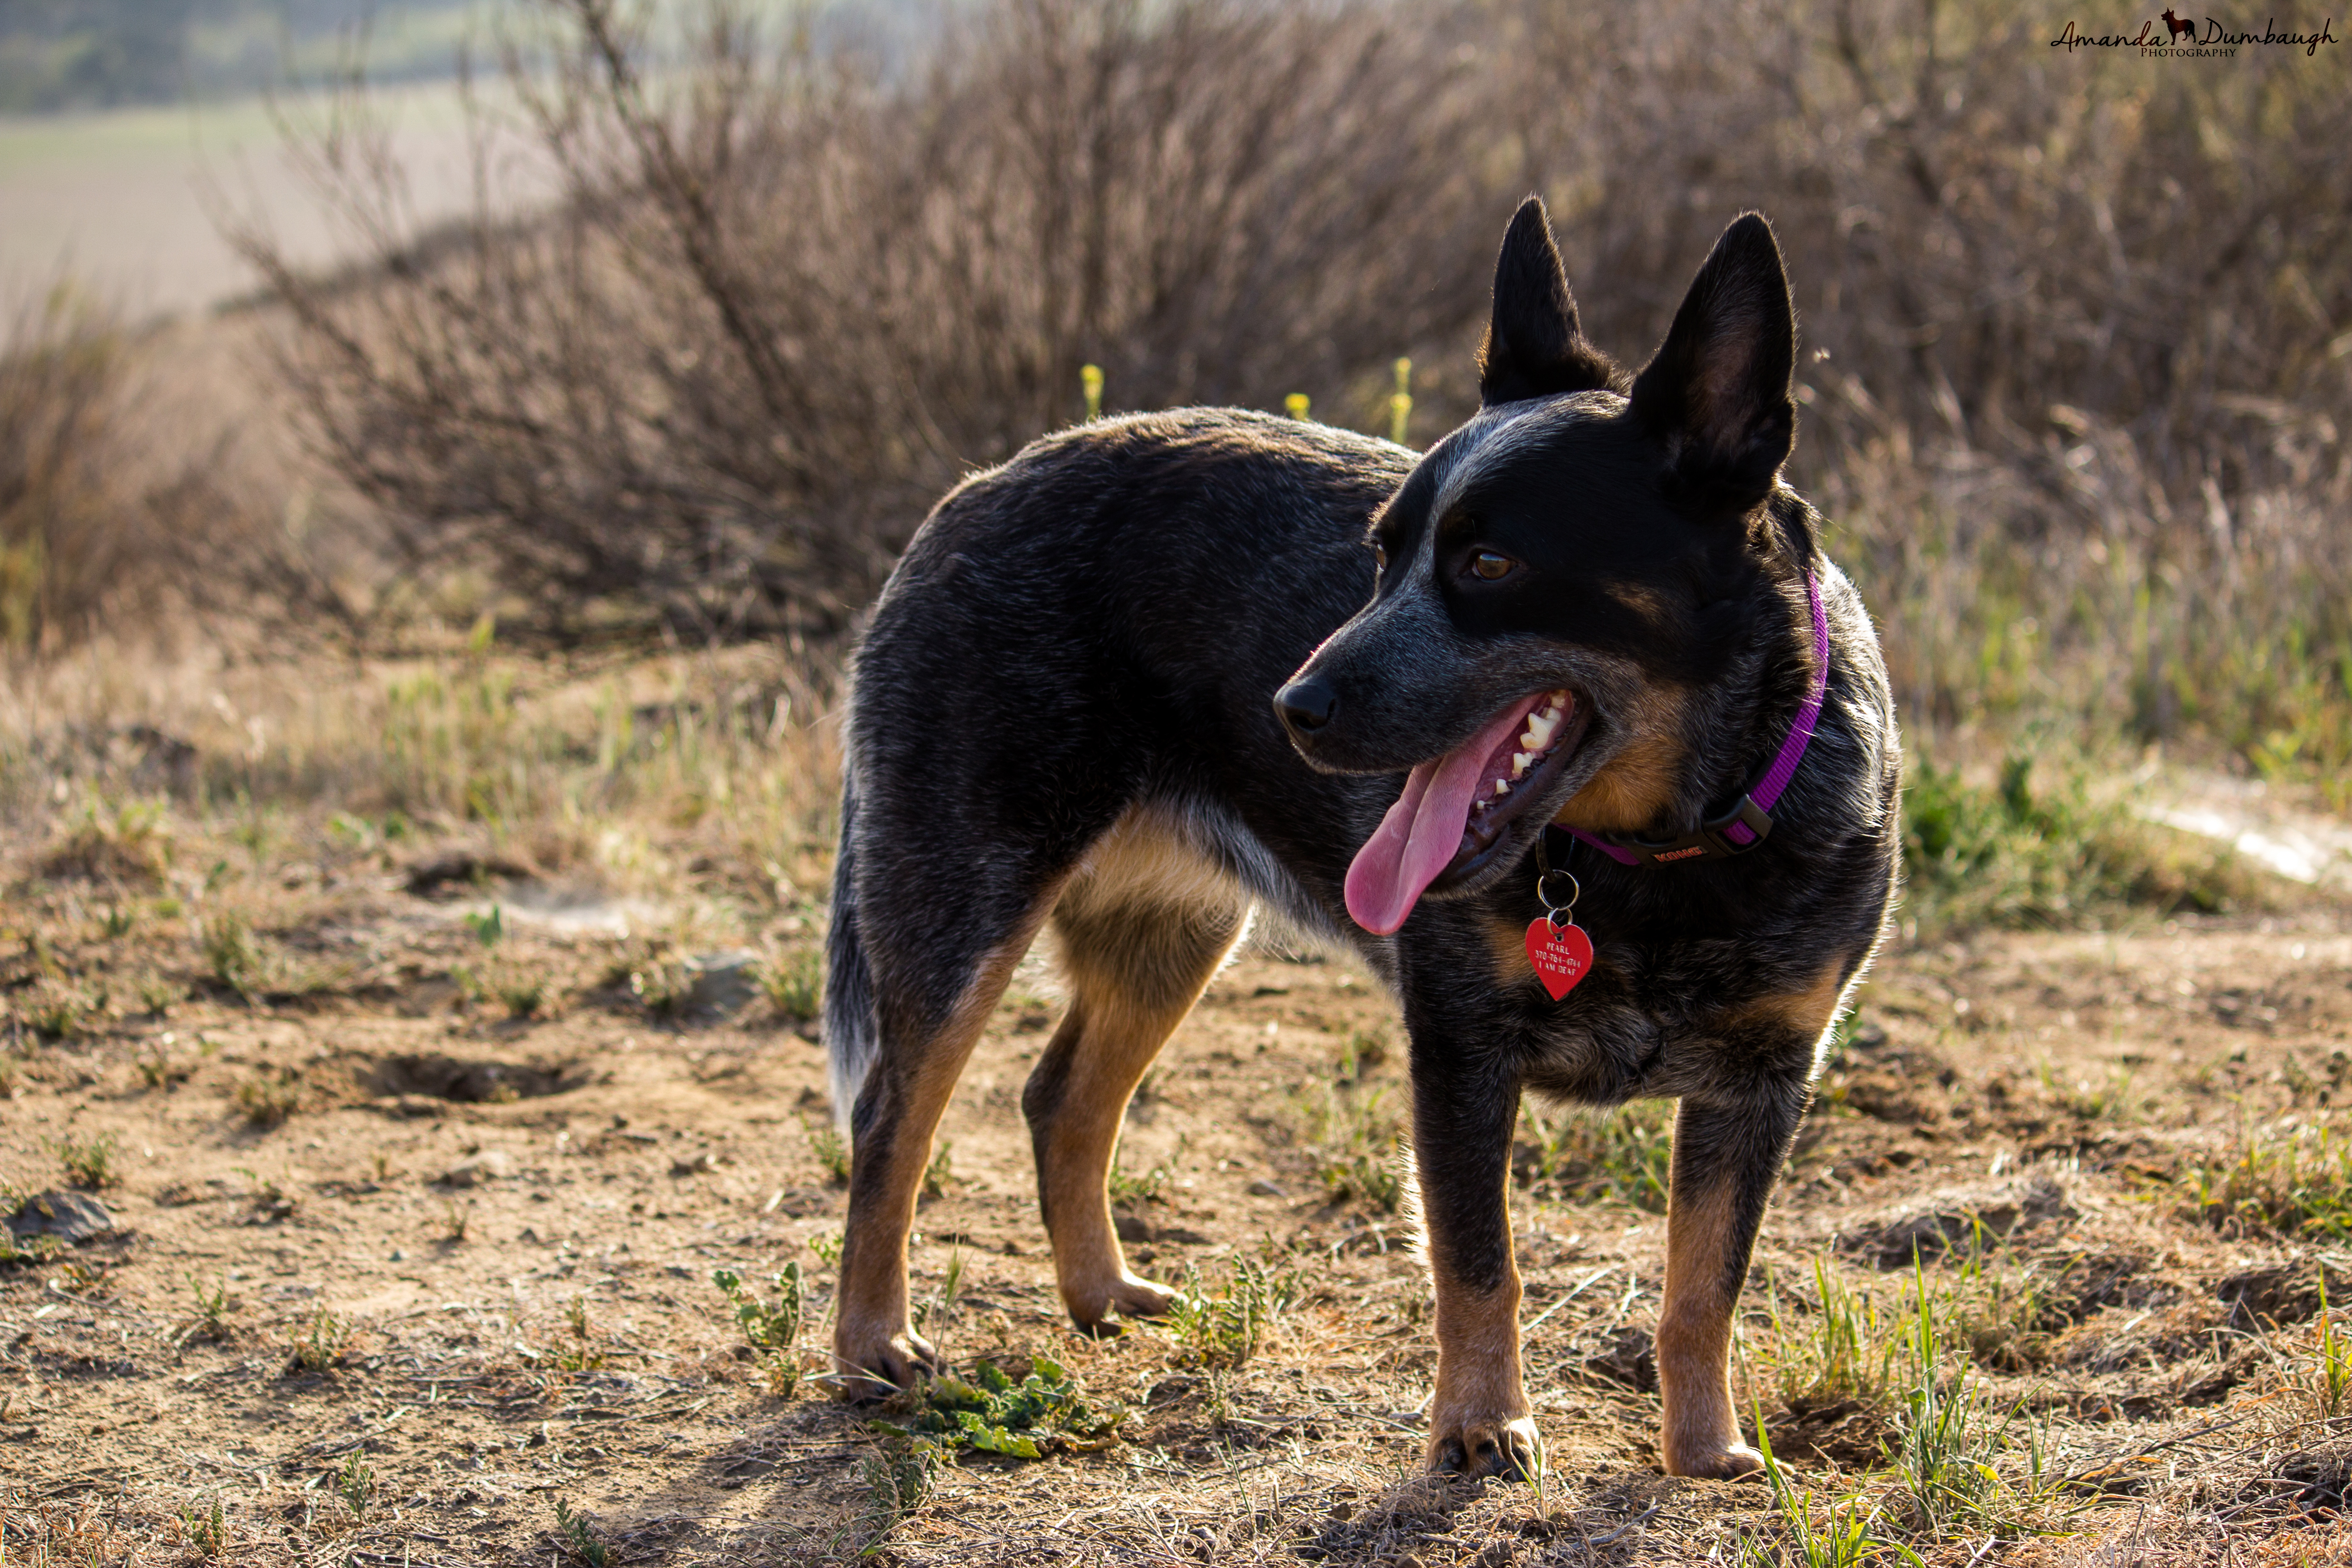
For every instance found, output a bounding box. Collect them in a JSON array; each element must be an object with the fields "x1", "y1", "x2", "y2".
[
  {"x1": 1025, "y1": 809, "x2": 1249, "y2": 1331},
  {"x1": 831, "y1": 873, "x2": 1064, "y2": 1396}
]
